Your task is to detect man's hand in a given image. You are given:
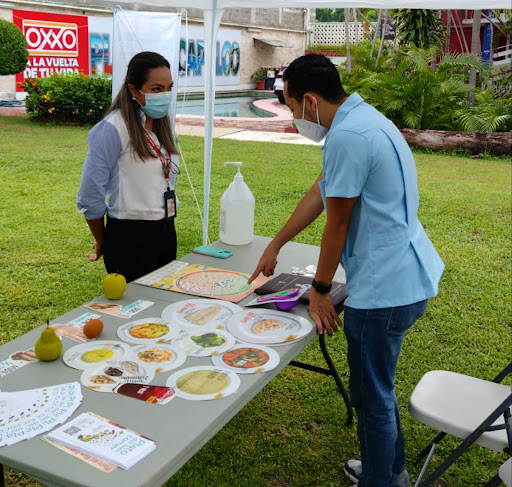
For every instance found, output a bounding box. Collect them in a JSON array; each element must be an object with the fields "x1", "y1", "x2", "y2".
[
  {"x1": 248, "y1": 245, "x2": 279, "y2": 283},
  {"x1": 86, "y1": 239, "x2": 103, "y2": 261},
  {"x1": 308, "y1": 288, "x2": 343, "y2": 336}
]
